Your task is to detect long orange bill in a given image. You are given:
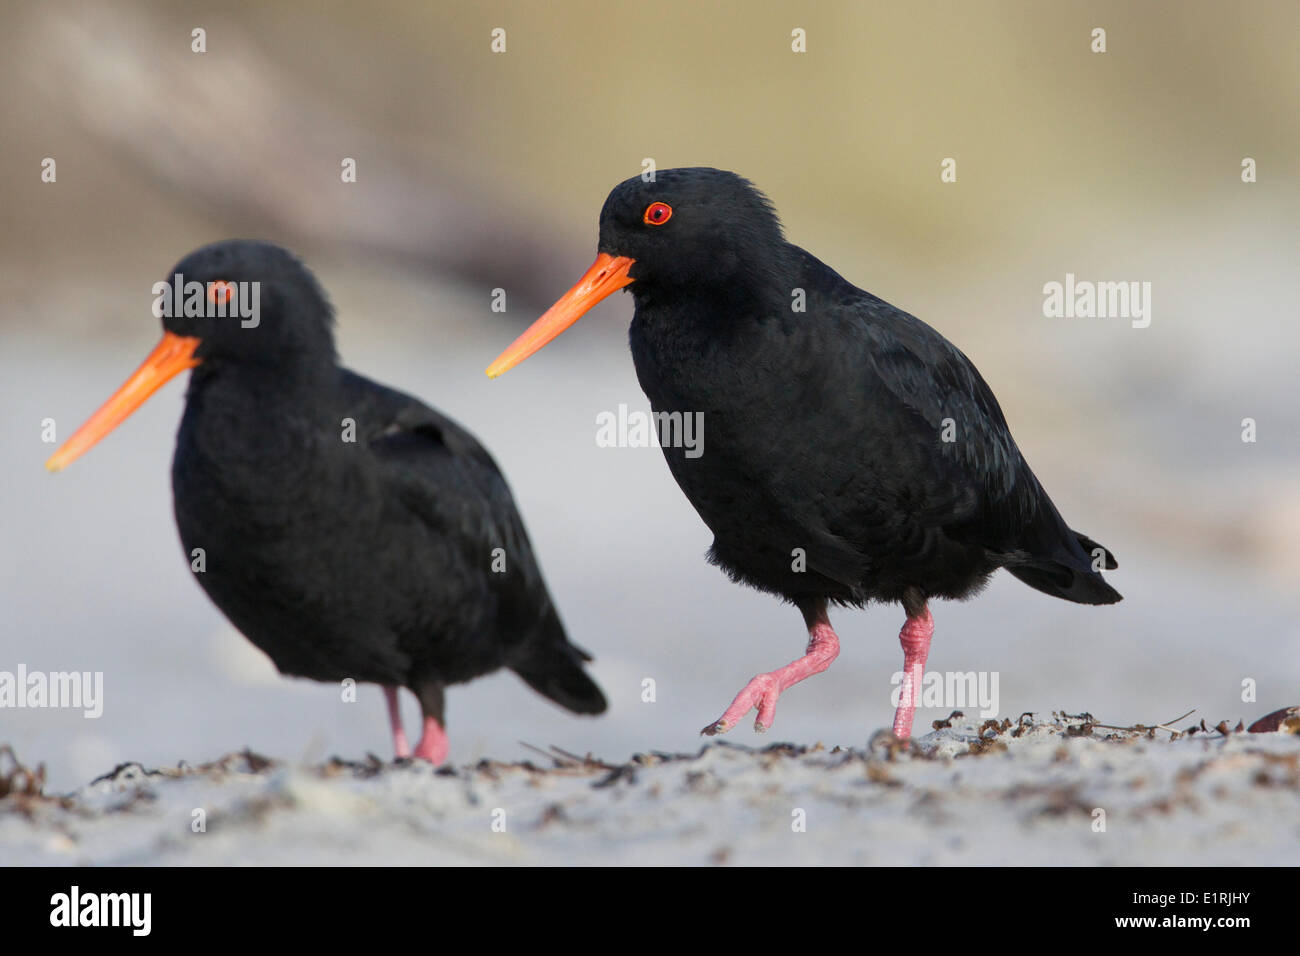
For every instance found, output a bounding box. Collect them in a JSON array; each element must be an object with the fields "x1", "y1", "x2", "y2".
[
  {"x1": 46, "y1": 332, "x2": 202, "y2": 472},
  {"x1": 485, "y1": 253, "x2": 636, "y2": 378}
]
